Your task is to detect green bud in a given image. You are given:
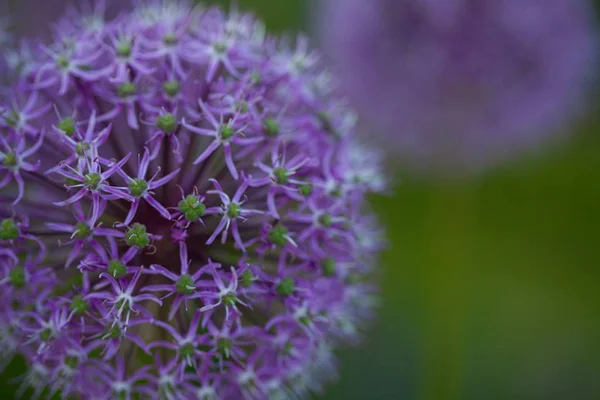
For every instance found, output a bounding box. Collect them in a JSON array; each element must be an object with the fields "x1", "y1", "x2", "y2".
[
  {"x1": 176, "y1": 274, "x2": 196, "y2": 295},
  {"x1": 2, "y1": 151, "x2": 17, "y2": 167},
  {"x1": 237, "y1": 100, "x2": 248, "y2": 113},
  {"x1": 217, "y1": 337, "x2": 232, "y2": 357},
  {"x1": 128, "y1": 178, "x2": 148, "y2": 197},
  {"x1": 57, "y1": 55, "x2": 70, "y2": 69},
  {"x1": 115, "y1": 297, "x2": 131, "y2": 313},
  {"x1": 0, "y1": 219, "x2": 19, "y2": 240},
  {"x1": 319, "y1": 213, "x2": 333, "y2": 228},
  {"x1": 273, "y1": 167, "x2": 289, "y2": 185},
  {"x1": 250, "y1": 71, "x2": 261, "y2": 85},
  {"x1": 118, "y1": 82, "x2": 137, "y2": 98},
  {"x1": 268, "y1": 225, "x2": 288, "y2": 247},
  {"x1": 178, "y1": 195, "x2": 205, "y2": 222},
  {"x1": 116, "y1": 39, "x2": 132, "y2": 57},
  {"x1": 57, "y1": 117, "x2": 76, "y2": 136},
  {"x1": 156, "y1": 113, "x2": 177, "y2": 133},
  {"x1": 263, "y1": 118, "x2": 279, "y2": 137},
  {"x1": 163, "y1": 33, "x2": 178, "y2": 45},
  {"x1": 222, "y1": 293, "x2": 237, "y2": 306},
  {"x1": 220, "y1": 125, "x2": 236, "y2": 141},
  {"x1": 75, "y1": 142, "x2": 90, "y2": 157},
  {"x1": 40, "y1": 327, "x2": 54, "y2": 342},
  {"x1": 108, "y1": 259, "x2": 127, "y2": 278},
  {"x1": 104, "y1": 324, "x2": 122, "y2": 339},
  {"x1": 276, "y1": 277, "x2": 295, "y2": 297},
  {"x1": 213, "y1": 42, "x2": 227, "y2": 54},
  {"x1": 227, "y1": 202, "x2": 241, "y2": 218},
  {"x1": 0, "y1": 219, "x2": 19, "y2": 241},
  {"x1": 84, "y1": 172, "x2": 102, "y2": 190},
  {"x1": 125, "y1": 223, "x2": 150, "y2": 248},
  {"x1": 240, "y1": 269, "x2": 254, "y2": 288},
  {"x1": 179, "y1": 342, "x2": 195, "y2": 358},
  {"x1": 73, "y1": 222, "x2": 92, "y2": 239},
  {"x1": 163, "y1": 80, "x2": 180, "y2": 97},
  {"x1": 9, "y1": 266, "x2": 27, "y2": 288},
  {"x1": 64, "y1": 356, "x2": 79, "y2": 369},
  {"x1": 321, "y1": 258, "x2": 336, "y2": 277},
  {"x1": 70, "y1": 295, "x2": 90, "y2": 315},
  {"x1": 299, "y1": 183, "x2": 313, "y2": 197}
]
